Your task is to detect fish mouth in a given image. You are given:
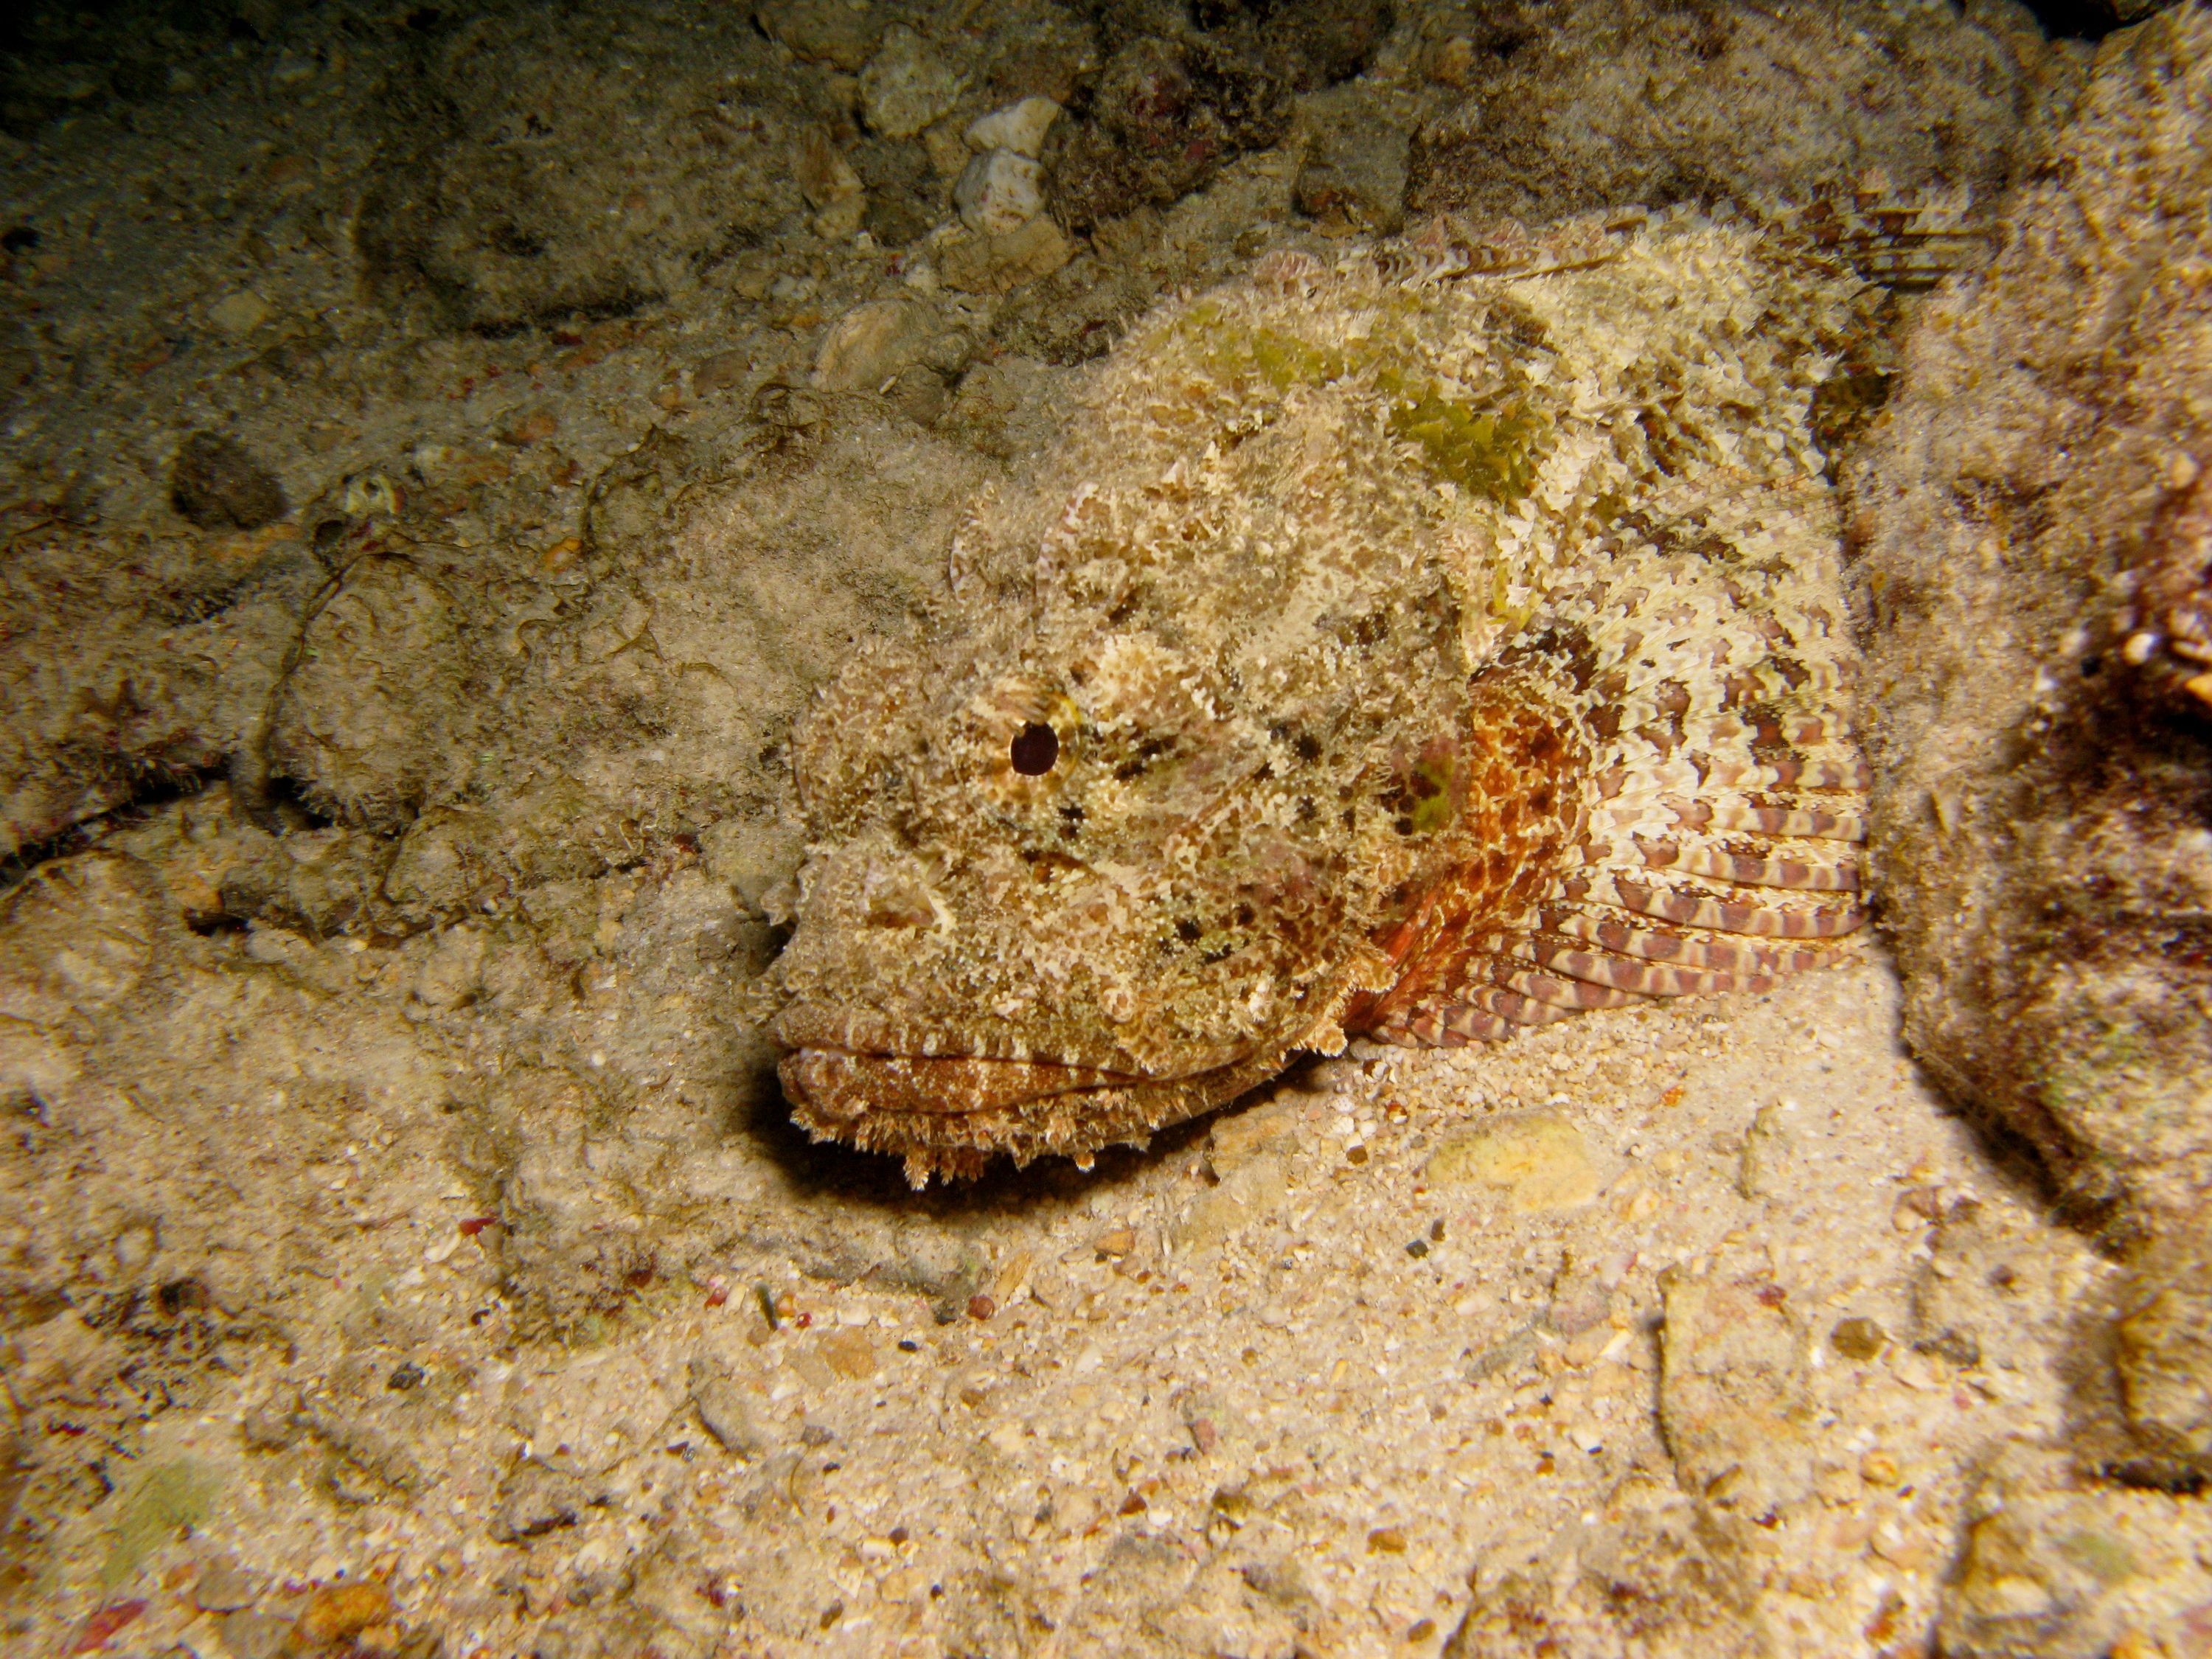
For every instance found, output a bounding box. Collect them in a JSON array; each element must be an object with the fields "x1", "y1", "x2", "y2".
[
  {"x1": 773, "y1": 1012, "x2": 1293, "y2": 1187},
  {"x1": 776, "y1": 1043, "x2": 1252, "y2": 1186},
  {"x1": 779, "y1": 1047, "x2": 1151, "y2": 1122},
  {"x1": 771, "y1": 991, "x2": 1361, "y2": 1186}
]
